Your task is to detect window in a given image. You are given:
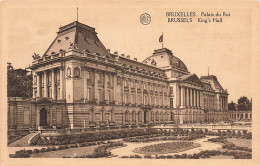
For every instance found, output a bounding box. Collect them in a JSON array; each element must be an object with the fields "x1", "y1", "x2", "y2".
[
  {"x1": 98, "y1": 89, "x2": 101, "y2": 101},
  {"x1": 107, "y1": 74, "x2": 111, "y2": 83},
  {"x1": 170, "y1": 98, "x2": 173, "y2": 107},
  {"x1": 132, "y1": 111, "x2": 136, "y2": 122},
  {"x1": 107, "y1": 90, "x2": 111, "y2": 103},
  {"x1": 98, "y1": 73, "x2": 102, "y2": 82}
]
